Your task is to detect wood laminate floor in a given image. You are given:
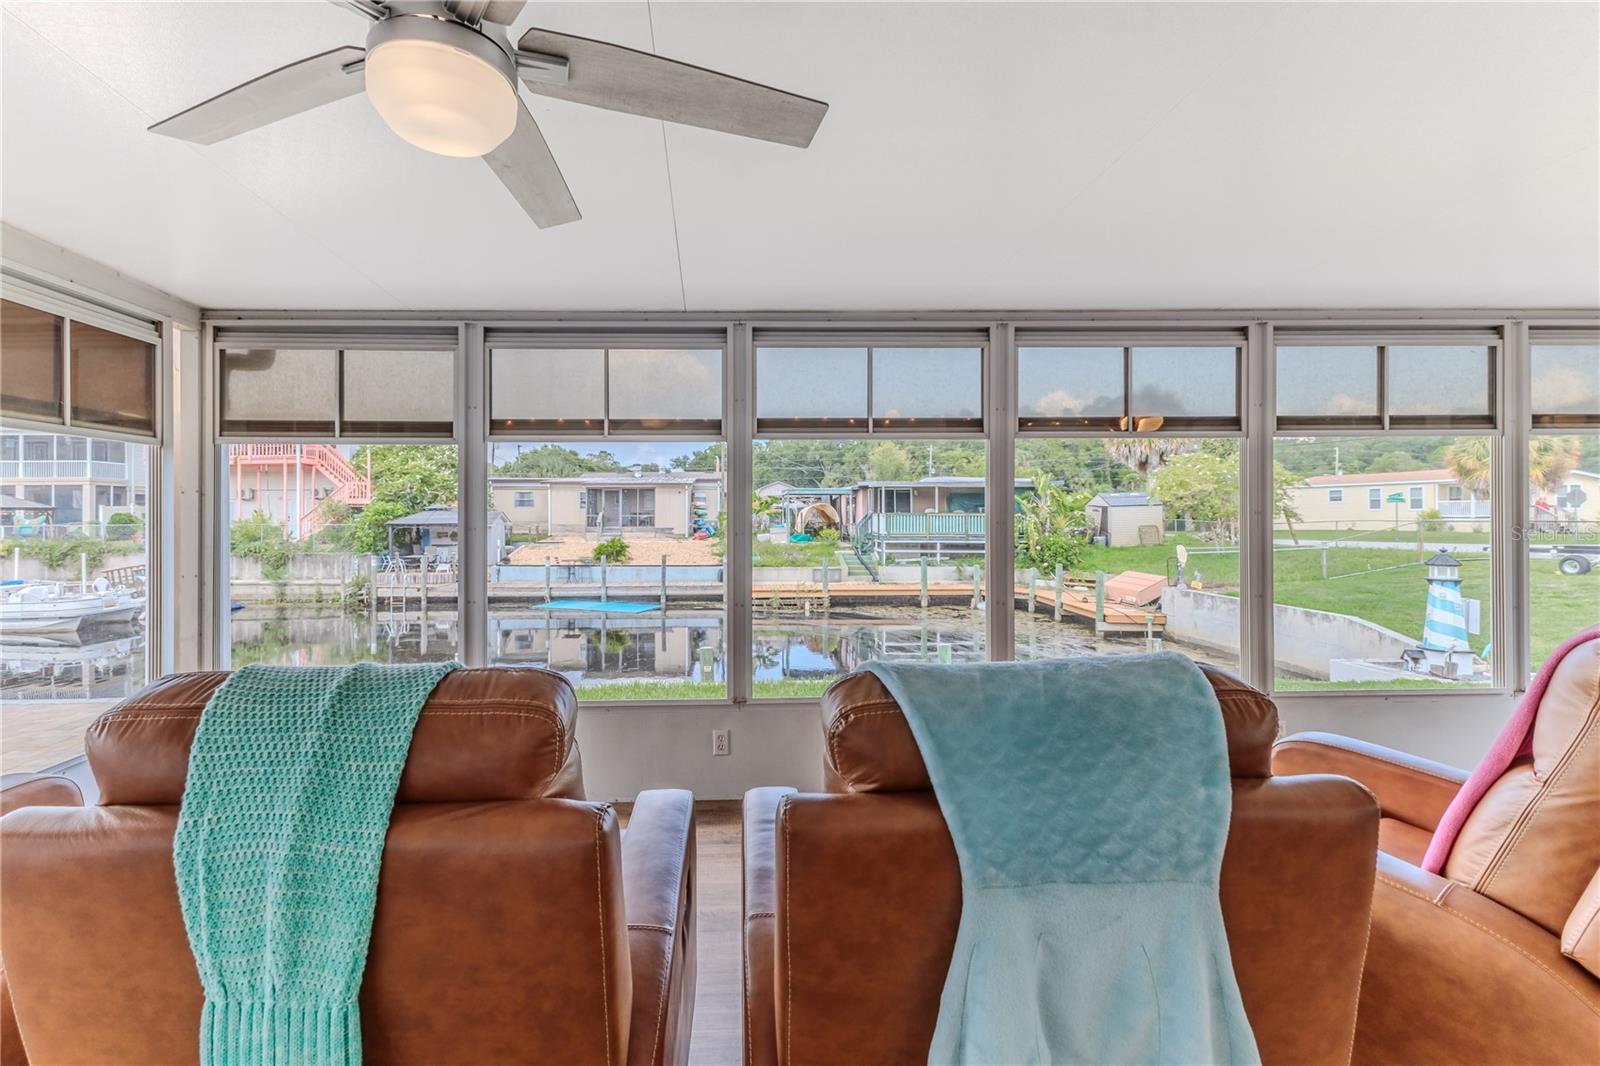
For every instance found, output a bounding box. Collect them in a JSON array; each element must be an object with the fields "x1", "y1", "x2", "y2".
[
  {"x1": 685, "y1": 802, "x2": 744, "y2": 1066},
  {"x1": 621, "y1": 800, "x2": 744, "y2": 1066}
]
